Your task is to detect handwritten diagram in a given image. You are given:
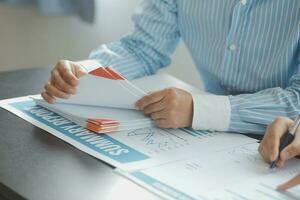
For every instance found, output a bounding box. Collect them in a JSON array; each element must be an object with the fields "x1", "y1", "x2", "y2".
[{"x1": 126, "y1": 128, "x2": 191, "y2": 154}]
